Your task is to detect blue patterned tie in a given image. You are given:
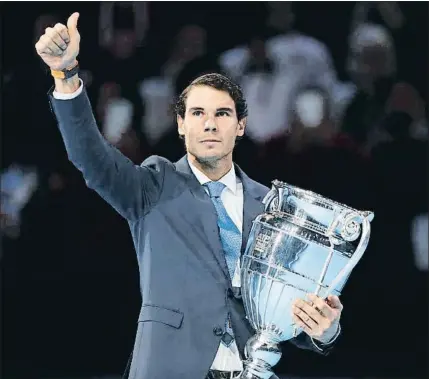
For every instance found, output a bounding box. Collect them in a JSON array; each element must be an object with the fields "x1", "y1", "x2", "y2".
[{"x1": 205, "y1": 181, "x2": 241, "y2": 347}]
